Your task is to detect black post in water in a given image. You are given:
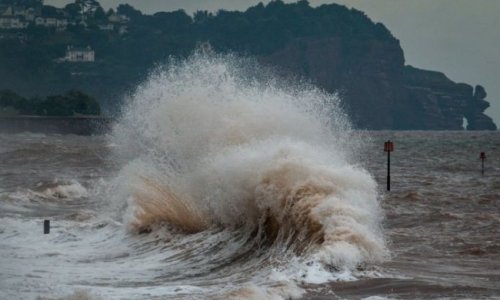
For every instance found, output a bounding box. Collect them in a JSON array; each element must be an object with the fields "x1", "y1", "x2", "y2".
[
  {"x1": 480, "y1": 152, "x2": 486, "y2": 175},
  {"x1": 44, "y1": 220, "x2": 50, "y2": 234},
  {"x1": 387, "y1": 150, "x2": 391, "y2": 191},
  {"x1": 384, "y1": 140, "x2": 394, "y2": 191}
]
